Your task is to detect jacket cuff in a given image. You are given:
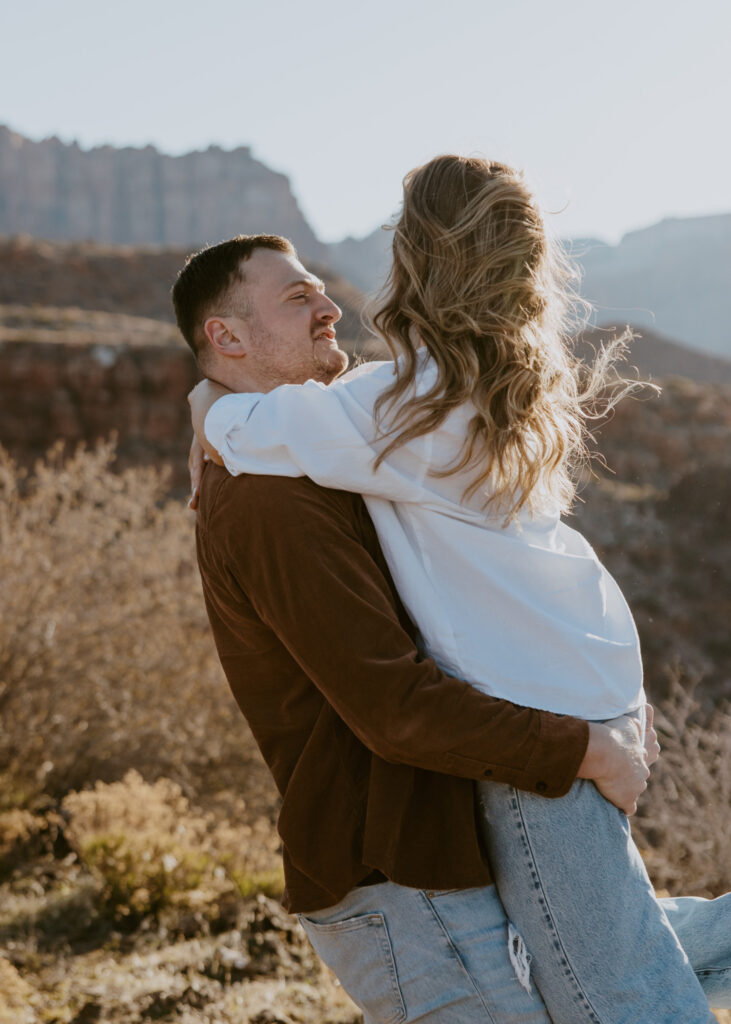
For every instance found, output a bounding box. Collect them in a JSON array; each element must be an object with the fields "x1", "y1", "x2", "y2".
[{"x1": 522, "y1": 713, "x2": 590, "y2": 797}]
